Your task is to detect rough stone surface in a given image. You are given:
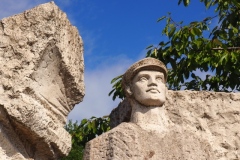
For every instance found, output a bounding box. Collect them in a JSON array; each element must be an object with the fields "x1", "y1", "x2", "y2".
[
  {"x1": 108, "y1": 91, "x2": 240, "y2": 160},
  {"x1": 0, "y1": 2, "x2": 84, "y2": 159},
  {"x1": 110, "y1": 99, "x2": 131, "y2": 128},
  {"x1": 84, "y1": 123, "x2": 215, "y2": 160}
]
